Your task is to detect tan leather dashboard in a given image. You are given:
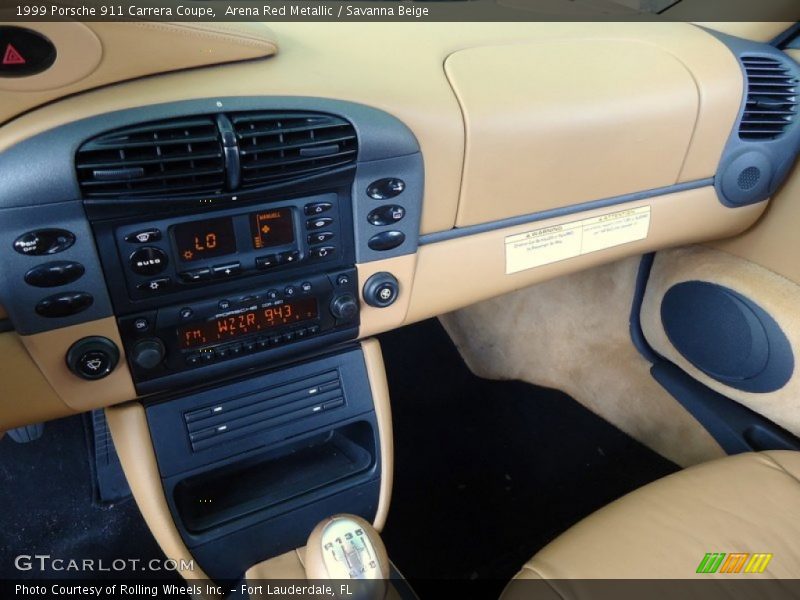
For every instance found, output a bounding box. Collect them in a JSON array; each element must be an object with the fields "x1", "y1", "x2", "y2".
[
  {"x1": 0, "y1": 21, "x2": 784, "y2": 429},
  {"x1": 445, "y1": 34, "x2": 741, "y2": 226},
  {"x1": 0, "y1": 22, "x2": 277, "y2": 120},
  {"x1": 0, "y1": 22, "x2": 745, "y2": 234}
]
